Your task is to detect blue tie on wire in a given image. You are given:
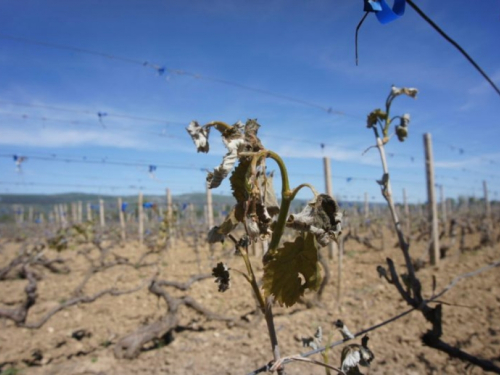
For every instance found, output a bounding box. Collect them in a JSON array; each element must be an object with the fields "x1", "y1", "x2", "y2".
[
  {"x1": 364, "y1": 0, "x2": 406, "y2": 24},
  {"x1": 149, "y1": 165, "x2": 157, "y2": 173},
  {"x1": 143, "y1": 202, "x2": 153, "y2": 209},
  {"x1": 121, "y1": 202, "x2": 128, "y2": 212}
]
